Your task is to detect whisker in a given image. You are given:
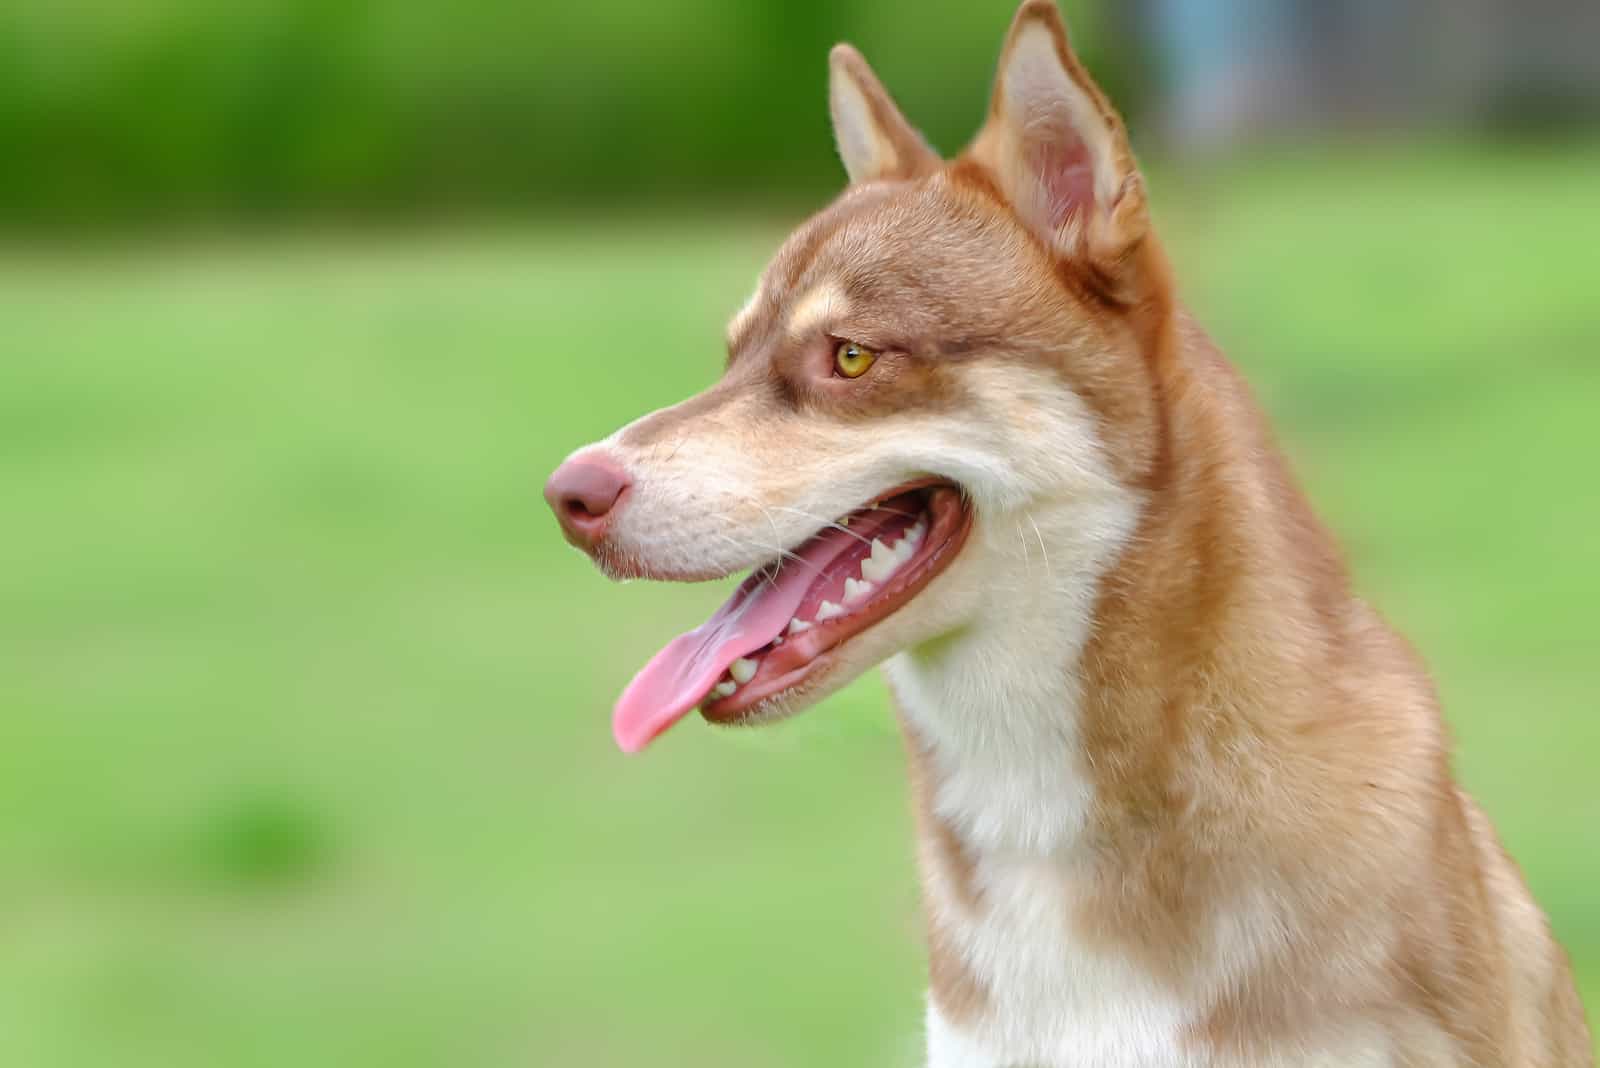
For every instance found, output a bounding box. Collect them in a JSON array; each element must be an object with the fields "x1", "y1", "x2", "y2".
[
  {"x1": 1026, "y1": 512, "x2": 1053, "y2": 585},
  {"x1": 709, "y1": 534, "x2": 779, "y2": 591},
  {"x1": 712, "y1": 526, "x2": 828, "y2": 583},
  {"x1": 767, "y1": 505, "x2": 874, "y2": 548},
  {"x1": 721, "y1": 492, "x2": 815, "y2": 568},
  {"x1": 767, "y1": 547, "x2": 827, "y2": 580}
]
